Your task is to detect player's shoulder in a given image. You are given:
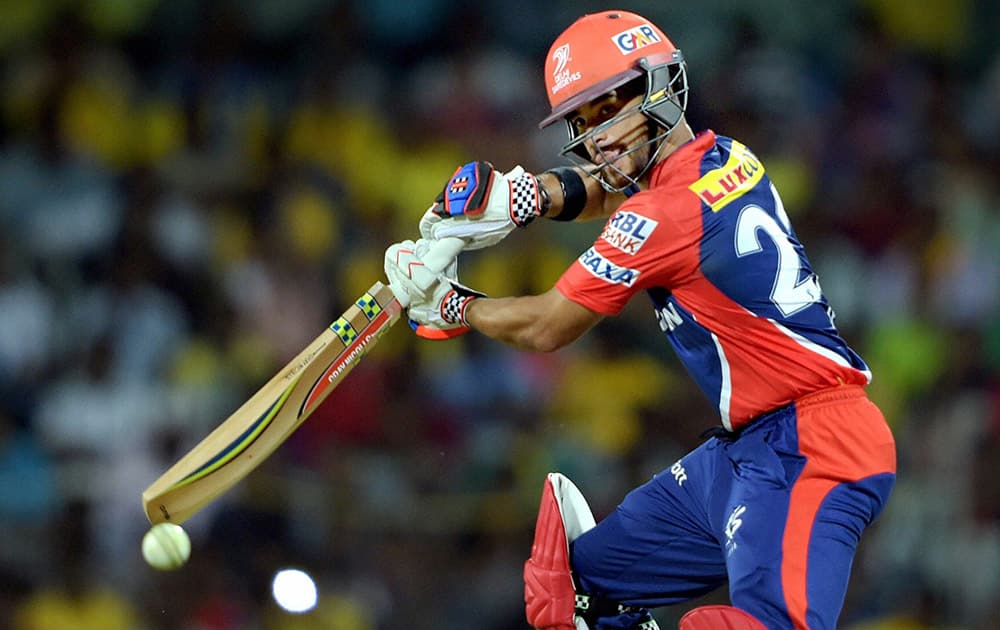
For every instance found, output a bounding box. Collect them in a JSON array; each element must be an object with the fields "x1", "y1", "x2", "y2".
[
  {"x1": 683, "y1": 132, "x2": 771, "y2": 215},
  {"x1": 605, "y1": 179, "x2": 700, "y2": 248},
  {"x1": 648, "y1": 130, "x2": 724, "y2": 188},
  {"x1": 712, "y1": 134, "x2": 762, "y2": 161}
]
